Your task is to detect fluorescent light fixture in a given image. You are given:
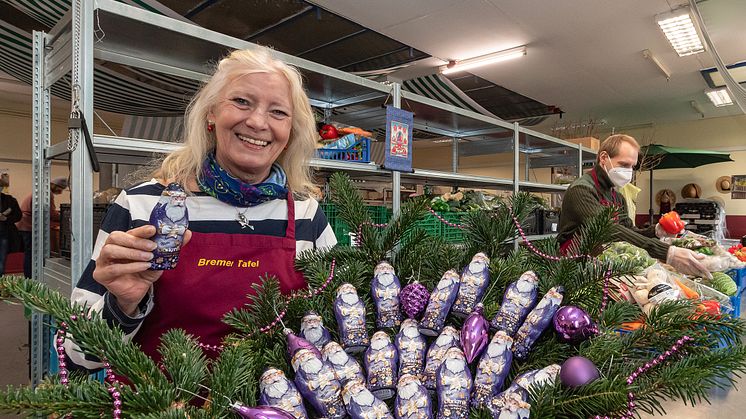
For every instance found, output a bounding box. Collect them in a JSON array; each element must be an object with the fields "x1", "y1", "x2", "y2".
[
  {"x1": 642, "y1": 49, "x2": 671, "y2": 80},
  {"x1": 656, "y1": 8, "x2": 705, "y2": 57},
  {"x1": 441, "y1": 46, "x2": 526, "y2": 74},
  {"x1": 705, "y1": 88, "x2": 734, "y2": 107}
]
